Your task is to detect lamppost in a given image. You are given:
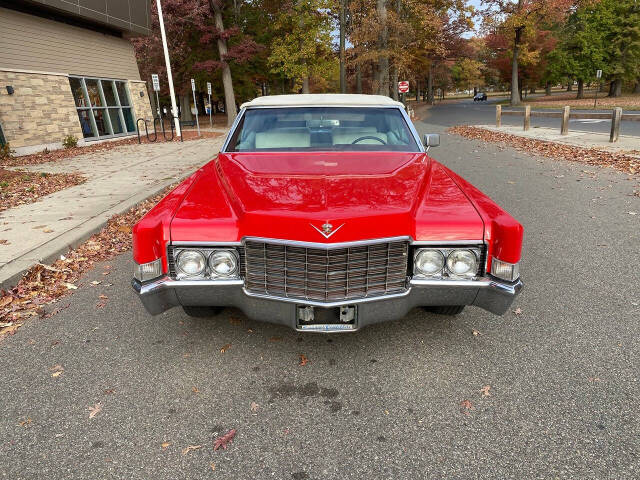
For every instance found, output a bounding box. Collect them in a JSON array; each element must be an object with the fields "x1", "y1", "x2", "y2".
[{"x1": 156, "y1": 0, "x2": 181, "y2": 137}]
